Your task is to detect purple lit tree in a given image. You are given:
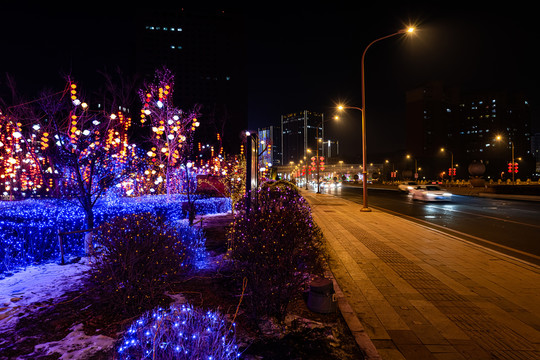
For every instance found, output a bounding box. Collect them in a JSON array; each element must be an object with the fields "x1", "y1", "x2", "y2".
[{"x1": 138, "y1": 67, "x2": 201, "y2": 199}]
